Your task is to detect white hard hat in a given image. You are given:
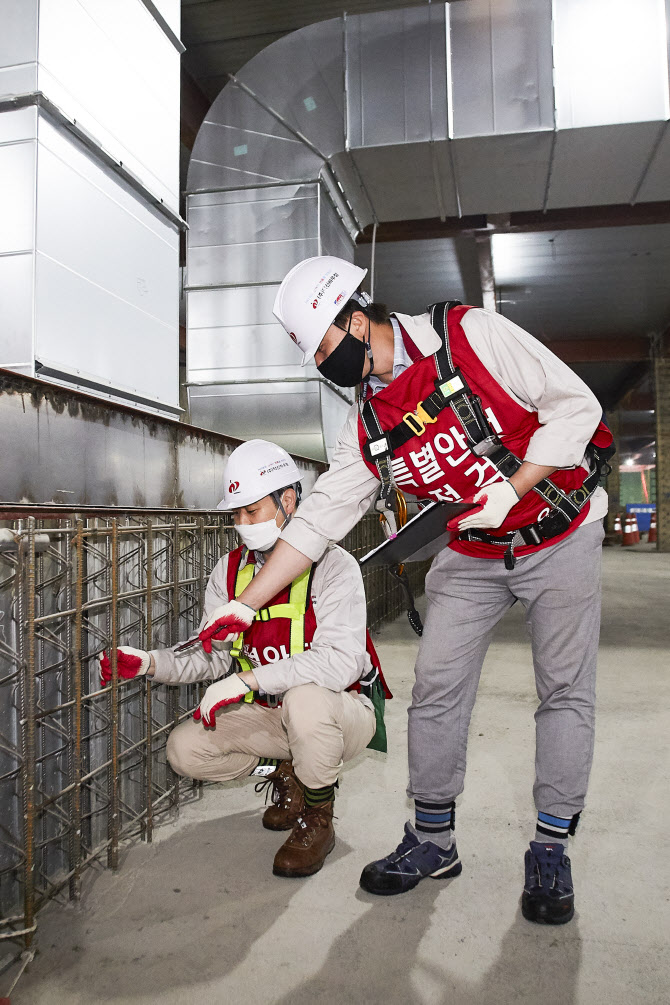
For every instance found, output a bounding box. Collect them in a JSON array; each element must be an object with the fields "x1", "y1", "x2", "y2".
[
  {"x1": 273, "y1": 256, "x2": 369, "y2": 364},
  {"x1": 217, "y1": 440, "x2": 302, "y2": 510}
]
